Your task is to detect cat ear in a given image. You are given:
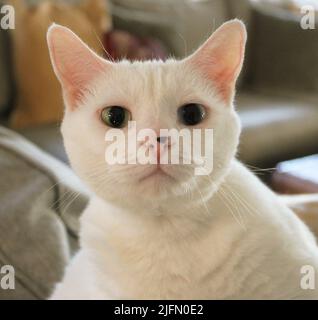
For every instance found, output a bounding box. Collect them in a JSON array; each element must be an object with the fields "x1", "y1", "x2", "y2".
[
  {"x1": 47, "y1": 24, "x2": 110, "y2": 110},
  {"x1": 186, "y1": 19, "x2": 247, "y2": 104}
]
